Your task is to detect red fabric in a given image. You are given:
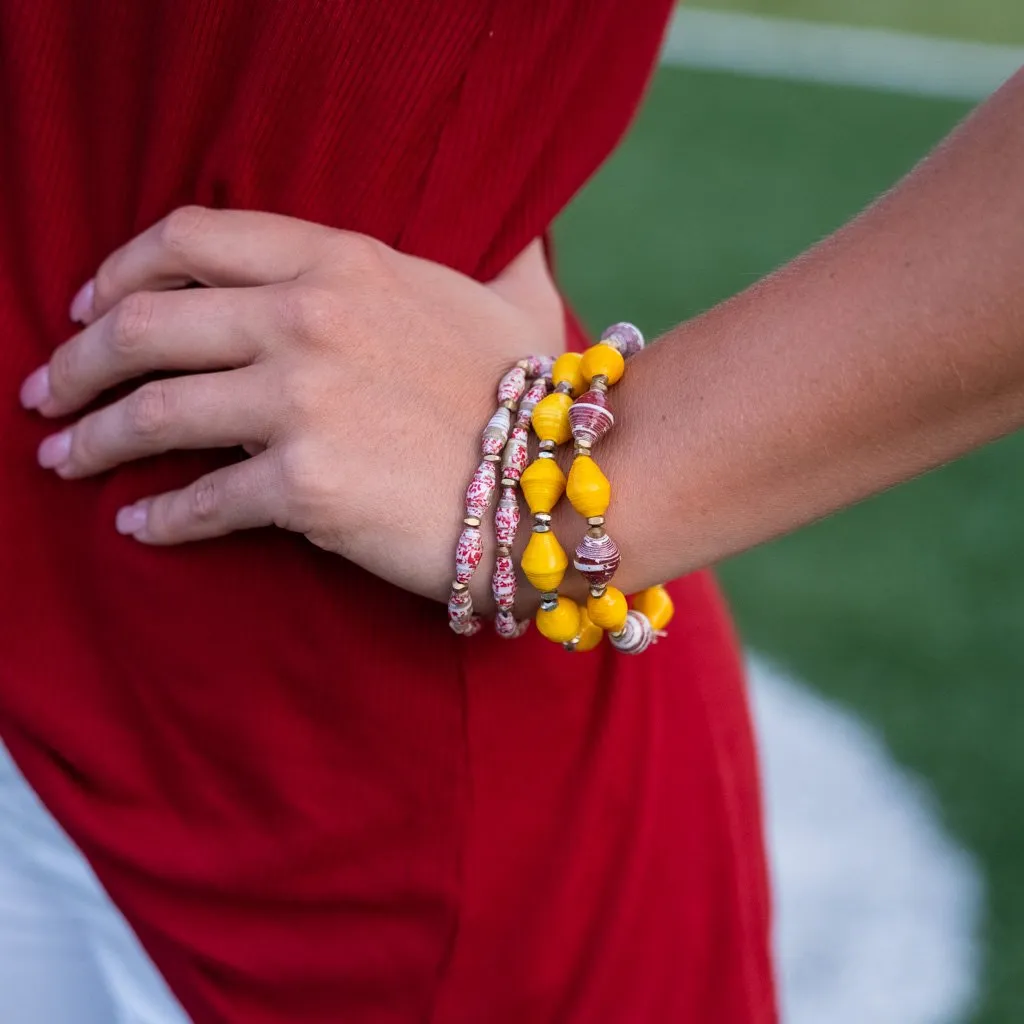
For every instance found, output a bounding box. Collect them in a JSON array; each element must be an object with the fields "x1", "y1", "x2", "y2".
[{"x1": 0, "y1": 2, "x2": 776, "y2": 1021}]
